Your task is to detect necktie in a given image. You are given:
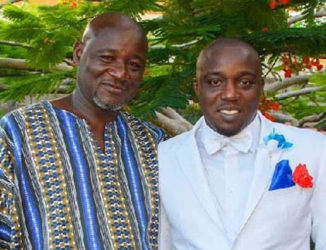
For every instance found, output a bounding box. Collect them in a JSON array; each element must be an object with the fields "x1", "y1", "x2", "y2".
[{"x1": 203, "y1": 131, "x2": 253, "y2": 155}]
